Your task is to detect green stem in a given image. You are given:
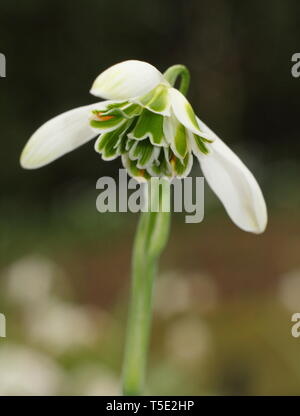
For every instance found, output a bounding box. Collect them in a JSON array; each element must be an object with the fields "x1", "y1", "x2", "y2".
[
  {"x1": 163, "y1": 64, "x2": 190, "y2": 95},
  {"x1": 122, "y1": 184, "x2": 171, "y2": 396}
]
